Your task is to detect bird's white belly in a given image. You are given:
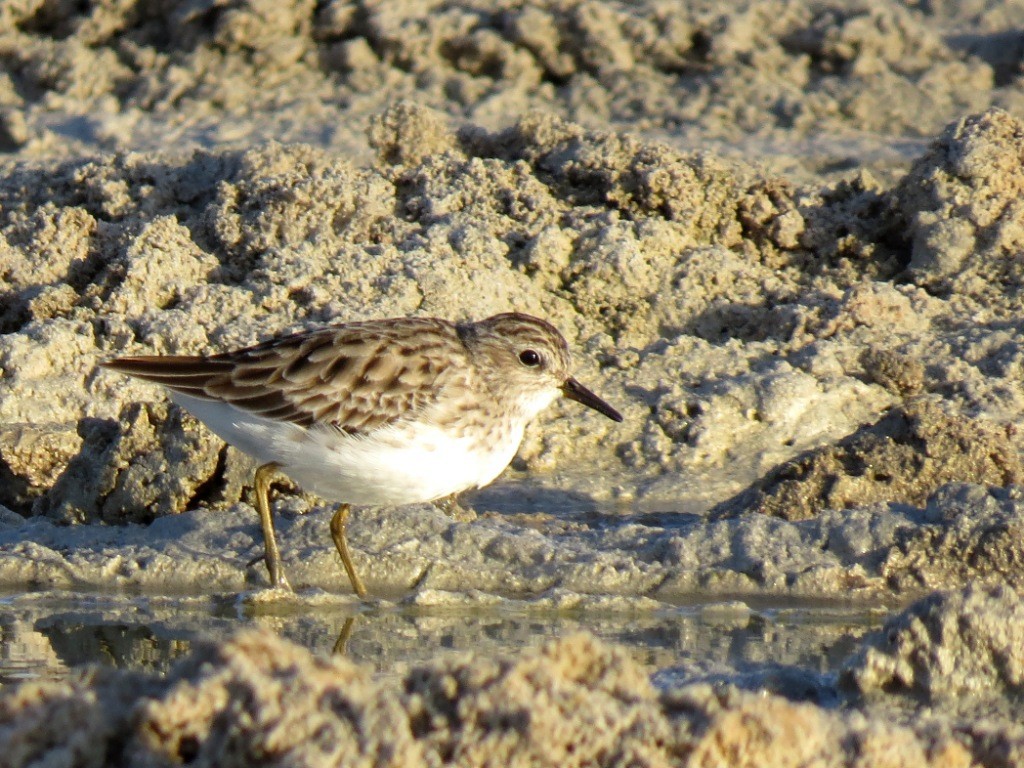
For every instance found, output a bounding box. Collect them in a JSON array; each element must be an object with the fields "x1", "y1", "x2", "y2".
[{"x1": 171, "y1": 393, "x2": 522, "y2": 506}]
